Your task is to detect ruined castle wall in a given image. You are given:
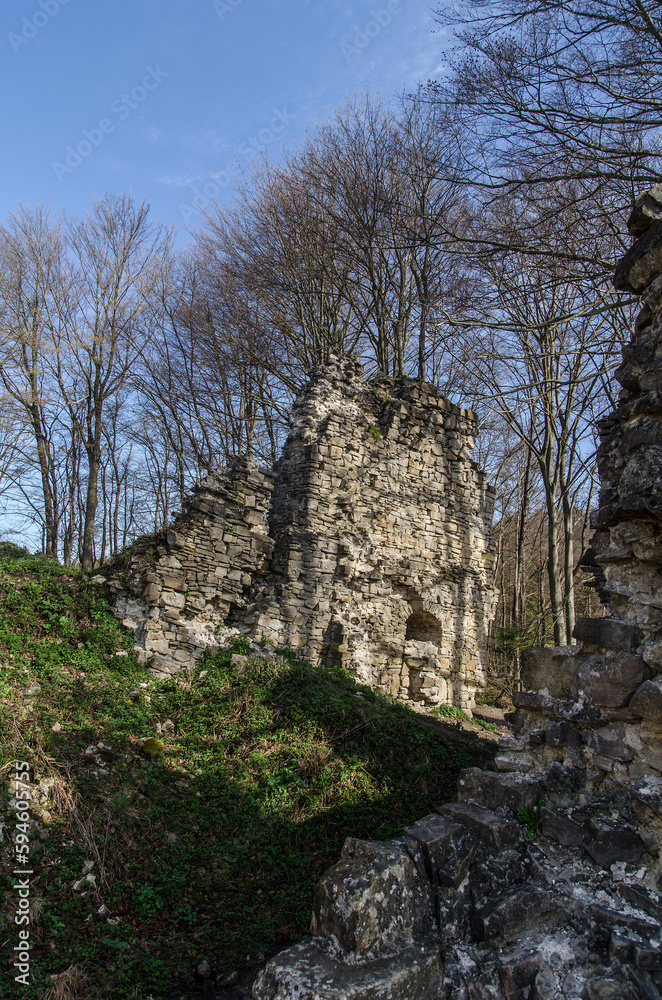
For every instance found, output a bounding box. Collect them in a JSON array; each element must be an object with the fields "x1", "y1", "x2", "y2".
[
  {"x1": 109, "y1": 459, "x2": 274, "y2": 676},
  {"x1": 243, "y1": 357, "x2": 497, "y2": 712},
  {"x1": 498, "y1": 188, "x2": 662, "y2": 860}
]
